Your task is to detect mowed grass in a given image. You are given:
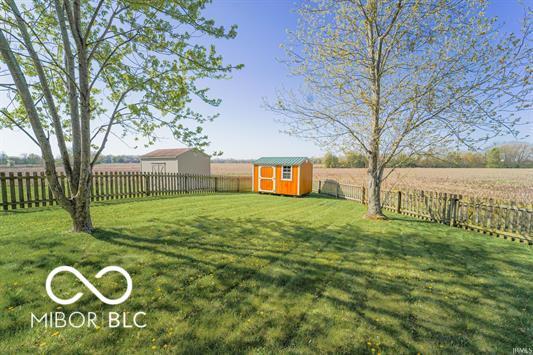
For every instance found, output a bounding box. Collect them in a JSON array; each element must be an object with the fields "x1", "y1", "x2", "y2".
[{"x1": 0, "y1": 193, "x2": 531, "y2": 354}]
